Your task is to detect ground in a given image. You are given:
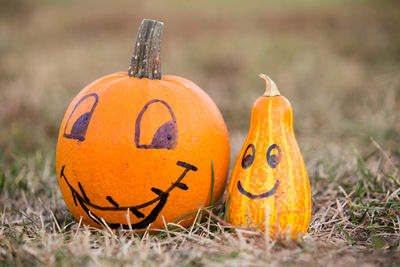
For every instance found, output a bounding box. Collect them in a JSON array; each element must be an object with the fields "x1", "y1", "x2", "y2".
[{"x1": 1, "y1": 0, "x2": 400, "y2": 266}]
